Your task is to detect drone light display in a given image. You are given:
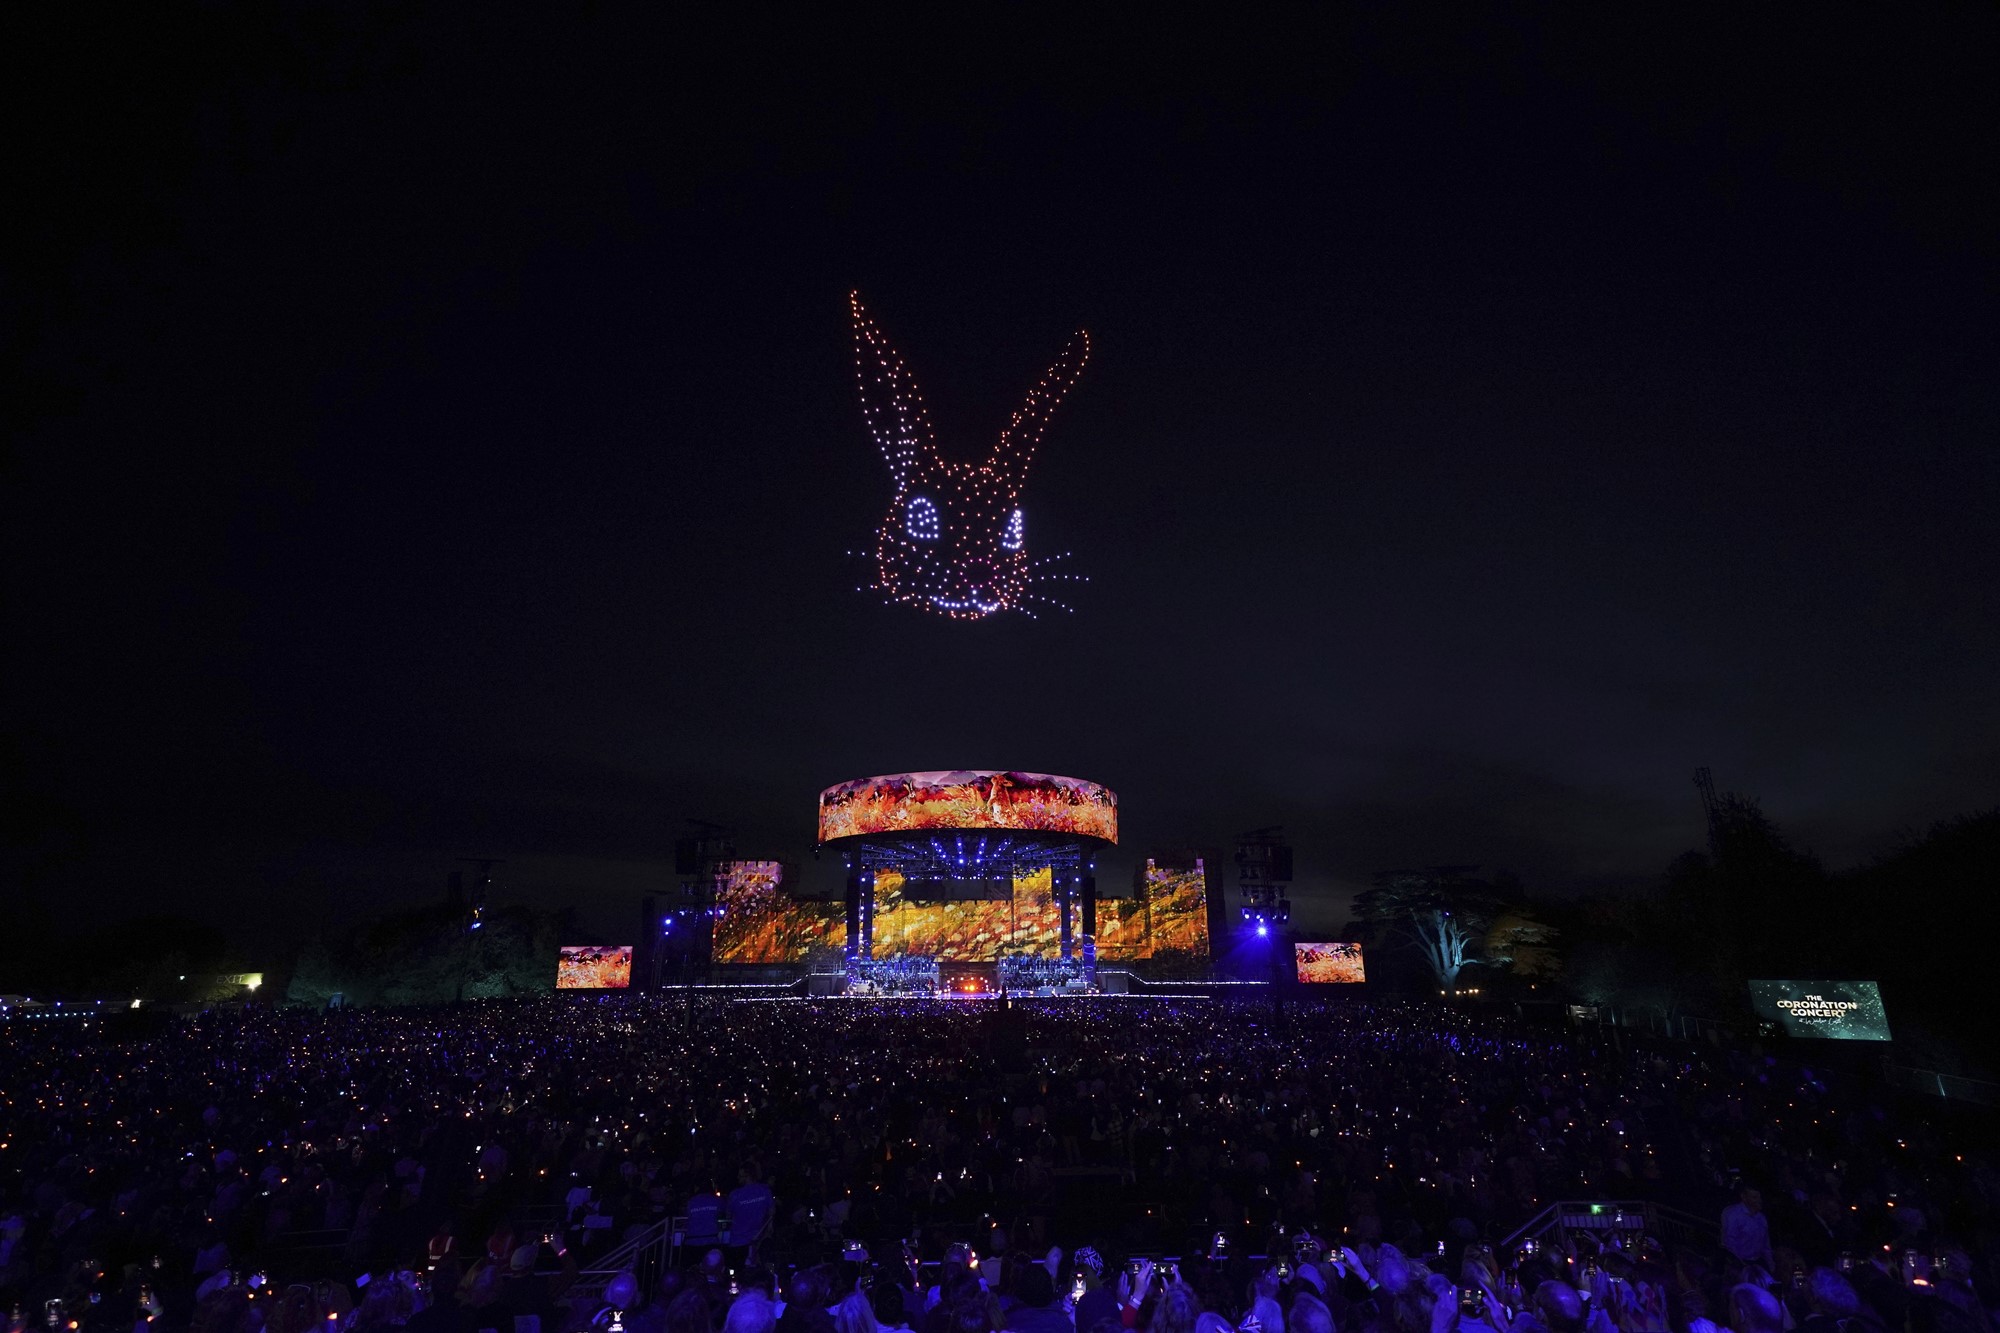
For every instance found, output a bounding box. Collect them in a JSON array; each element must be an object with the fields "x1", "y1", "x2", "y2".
[{"x1": 849, "y1": 291, "x2": 1090, "y2": 619}]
